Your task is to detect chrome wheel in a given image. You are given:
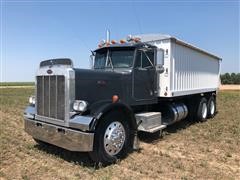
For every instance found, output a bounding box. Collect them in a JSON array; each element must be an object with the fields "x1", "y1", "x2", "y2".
[
  {"x1": 202, "y1": 103, "x2": 207, "y2": 119},
  {"x1": 104, "y1": 121, "x2": 126, "y2": 156},
  {"x1": 210, "y1": 100, "x2": 215, "y2": 115}
]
